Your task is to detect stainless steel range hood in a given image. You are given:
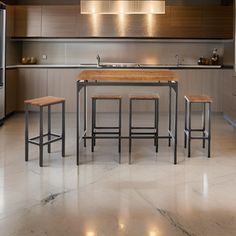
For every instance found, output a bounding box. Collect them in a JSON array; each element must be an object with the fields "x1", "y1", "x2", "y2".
[{"x1": 81, "y1": 0, "x2": 165, "y2": 14}]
